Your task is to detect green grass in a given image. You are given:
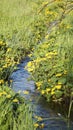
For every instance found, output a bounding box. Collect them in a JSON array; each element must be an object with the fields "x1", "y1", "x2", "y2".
[
  {"x1": 0, "y1": 1, "x2": 73, "y2": 128},
  {"x1": 0, "y1": 0, "x2": 37, "y2": 53},
  {"x1": 0, "y1": 86, "x2": 36, "y2": 130},
  {"x1": 25, "y1": 0, "x2": 73, "y2": 118},
  {"x1": 0, "y1": 0, "x2": 37, "y2": 129},
  {"x1": 0, "y1": 0, "x2": 38, "y2": 81}
]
